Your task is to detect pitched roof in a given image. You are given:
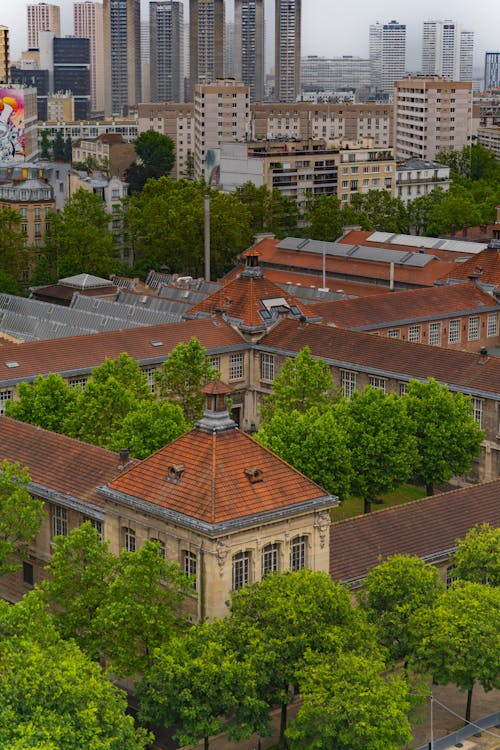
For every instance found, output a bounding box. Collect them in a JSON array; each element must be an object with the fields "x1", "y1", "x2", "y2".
[
  {"x1": 0, "y1": 416, "x2": 124, "y2": 509},
  {"x1": 0, "y1": 318, "x2": 243, "y2": 386},
  {"x1": 441, "y1": 247, "x2": 500, "y2": 288},
  {"x1": 309, "y1": 282, "x2": 500, "y2": 329},
  {"x1": 340, "y1": 229, "x2": 484, "y2": 260},
  {"x1": 259, "y1": 318, "x2": 500, "y2": 399},
  {"x1": 329, "y1": 481, "x2": 500, "y2": 584},
  {"x1": 103, "y1": 421, "x2": 336, "y2": 533}
]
